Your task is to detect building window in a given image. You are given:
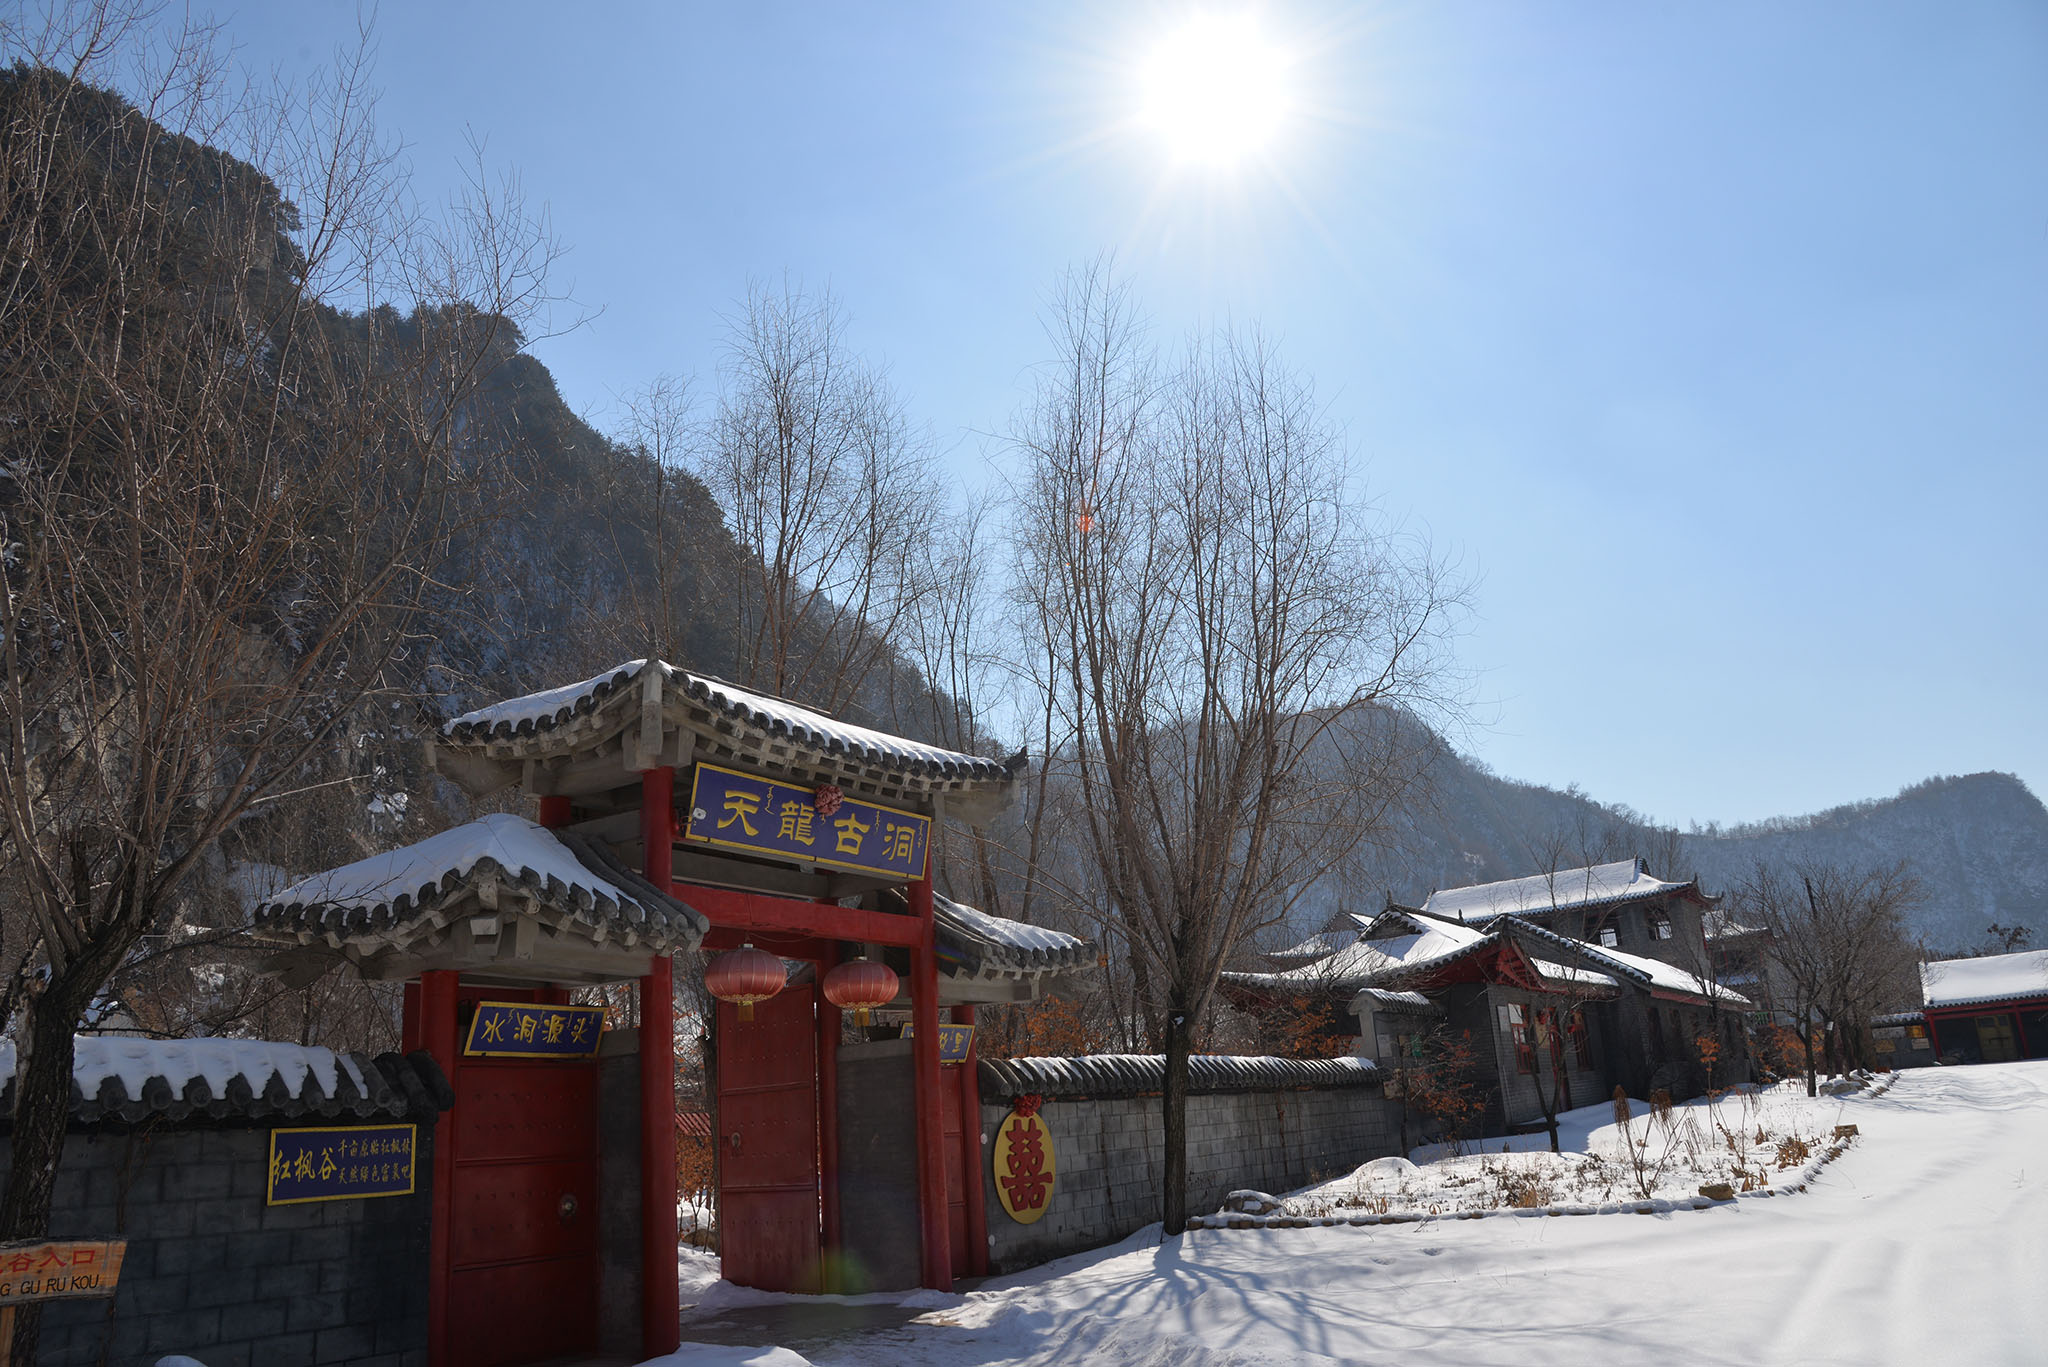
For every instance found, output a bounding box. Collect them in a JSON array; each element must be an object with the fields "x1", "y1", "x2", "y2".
[
  {"x1": 1597, "y1": 923, "x2": 1620, "y2": 948},
  {"x1": 1568, "y1": 1011, "x2": 1594, "y2": 1069},
  {"x1": 1649, "y1": 912, "x2": 1673, "y2": 941},
  {"x1": 1505, "y1": 1002, "x2": 1536, "y2": 1074}
]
